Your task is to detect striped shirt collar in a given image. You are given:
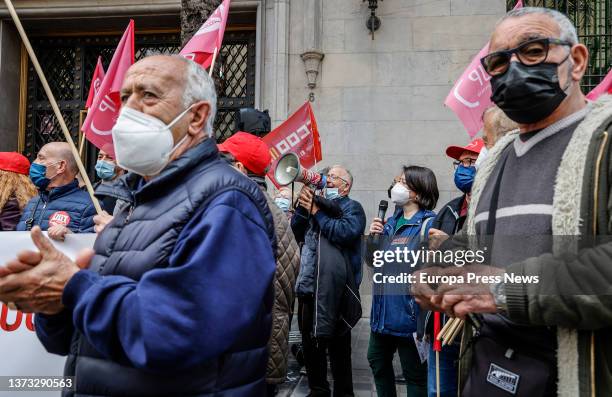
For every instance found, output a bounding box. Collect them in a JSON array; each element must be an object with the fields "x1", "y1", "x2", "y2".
[{"x1": 513, "y1": 105, "x2": 590, "y2": 157}]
